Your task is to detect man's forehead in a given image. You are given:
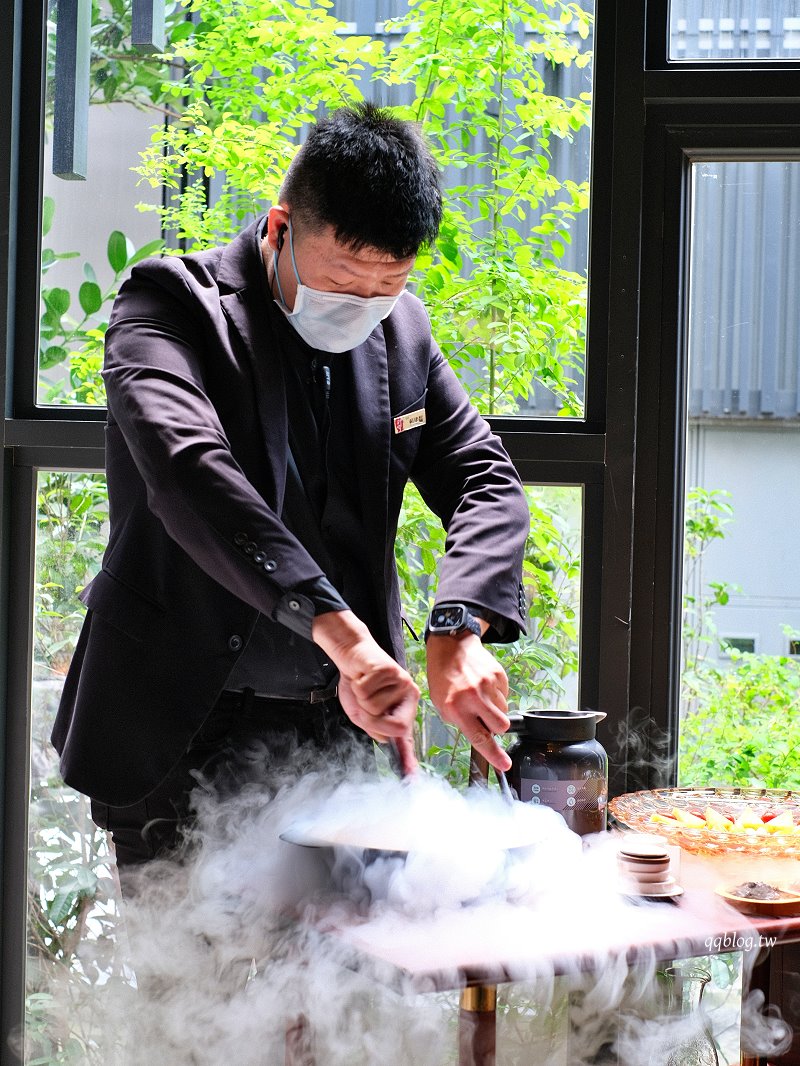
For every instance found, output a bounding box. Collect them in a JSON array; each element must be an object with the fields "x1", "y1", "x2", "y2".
[{"x1": 311, "y1": 226, "x2": 415, "y2": 269}]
